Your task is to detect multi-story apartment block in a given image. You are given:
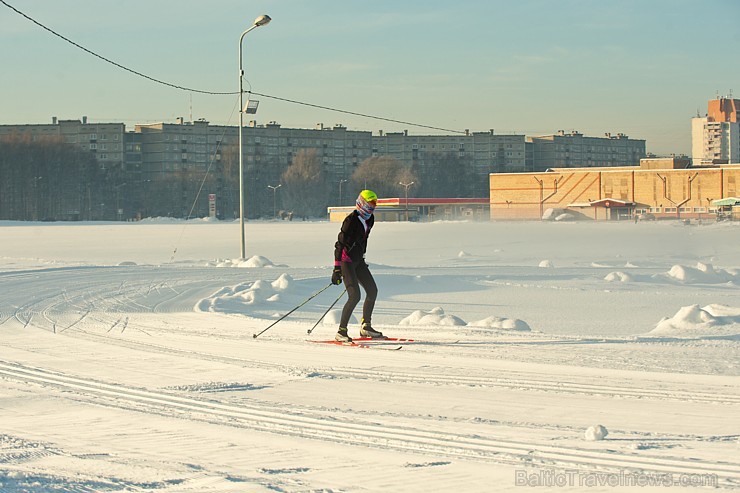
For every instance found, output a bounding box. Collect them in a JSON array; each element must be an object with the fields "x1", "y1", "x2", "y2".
[
  {"x1": 134, "y1": 119, "x2": 372, "y2": 182},
  {"x1": 372, "y1": 129, "x2": 527, "y2": 174},
  {"x1": 526, "y1": 130, "x2": 646, "y2": 171},
  {"x1": 691, "y1": 97, "x2": 740, "y2": 165},
  {"x1": 1, "y1": 116, "x2": 650, "y2": 219},
  {"x1": 0, "y1": 116, "x2": 127, "y2": 170}
]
